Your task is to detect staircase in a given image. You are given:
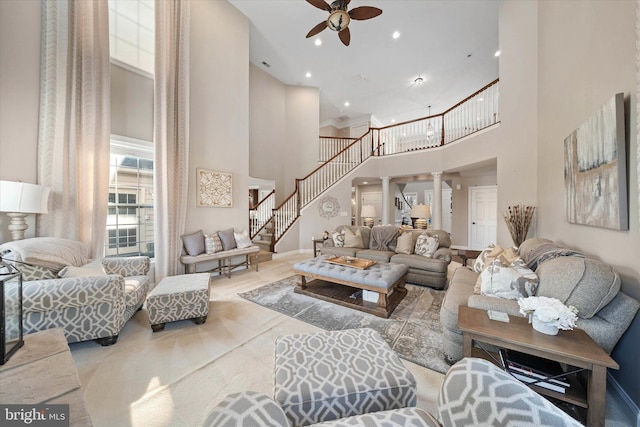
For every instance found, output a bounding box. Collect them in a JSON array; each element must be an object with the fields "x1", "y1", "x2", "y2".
[
  {"x1": 253, "y1": 219, "x2": 274, "y2": 262},
  {"x1": 252, "y1": 78, "x2": 500, "y2": 253}
]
